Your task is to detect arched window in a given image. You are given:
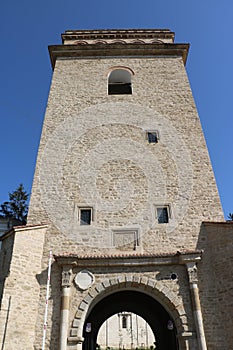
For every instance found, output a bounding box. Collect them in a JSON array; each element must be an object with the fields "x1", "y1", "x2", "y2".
[{"x1": 108, "y1": 68, "x2": 132, "y2": 95}]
